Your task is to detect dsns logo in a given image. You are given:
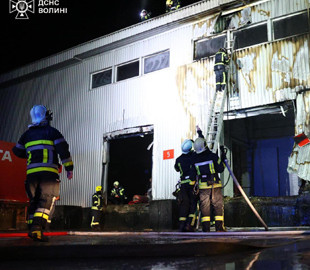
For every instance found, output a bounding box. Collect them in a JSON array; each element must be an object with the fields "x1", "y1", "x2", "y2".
[{"x1": 9, "y1": 0, "x2": 35, "y2": 19}]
